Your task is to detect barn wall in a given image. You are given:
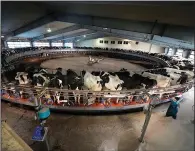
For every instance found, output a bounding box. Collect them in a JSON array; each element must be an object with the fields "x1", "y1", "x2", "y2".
[
  {"x1": 150, "y1": 44, "x2": 165, "y2": 53},
  {"x1": 75, "y1": 37, "x2": 165, "y2": 53}
]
